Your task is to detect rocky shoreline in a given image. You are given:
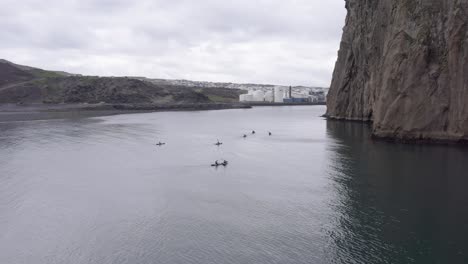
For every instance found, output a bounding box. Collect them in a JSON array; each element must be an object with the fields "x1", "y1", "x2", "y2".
[
  {"x1": 0, "y1": 103, "x2": 251, "y2": 122},
  {"x1": 0, "y1": 102, "x2": 250, "y2": 111}
]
